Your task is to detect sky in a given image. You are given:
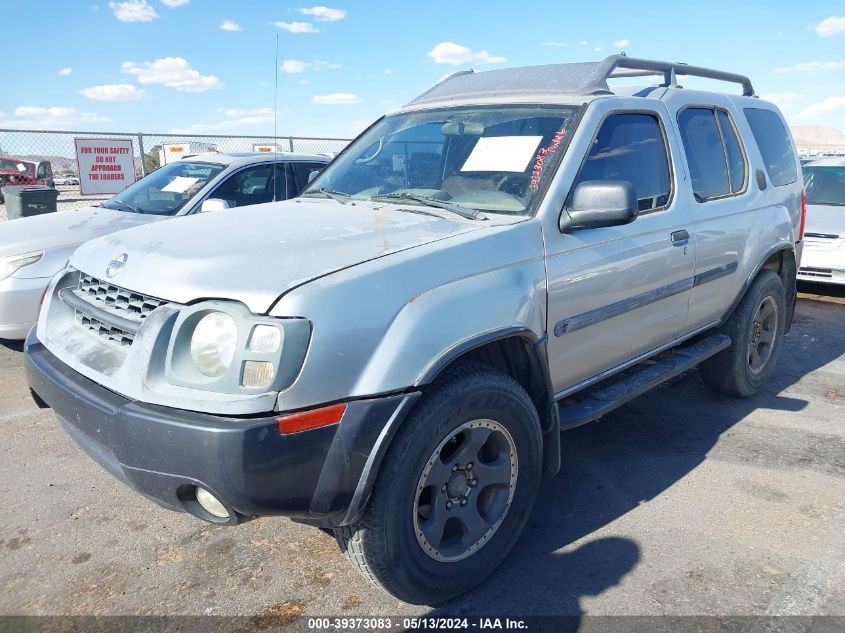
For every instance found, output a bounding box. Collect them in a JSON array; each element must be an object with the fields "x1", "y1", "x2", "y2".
[{"x1": 2, "y1": 0, "x2": 845, "y2": 139}]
